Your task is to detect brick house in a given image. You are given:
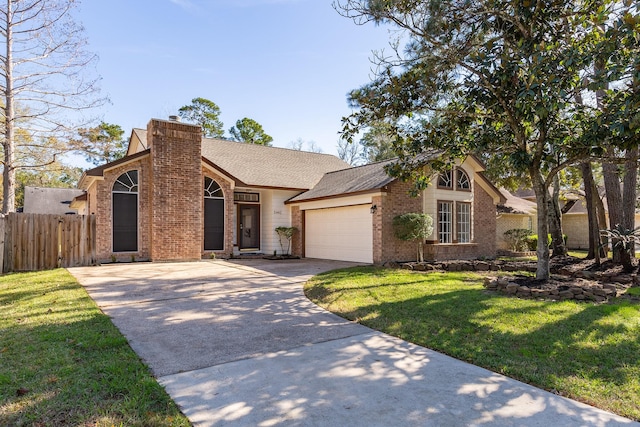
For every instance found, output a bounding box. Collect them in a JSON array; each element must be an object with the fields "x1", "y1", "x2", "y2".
[{"x1": 74, "y1": 117, "x2": 504, "y2": 264}]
